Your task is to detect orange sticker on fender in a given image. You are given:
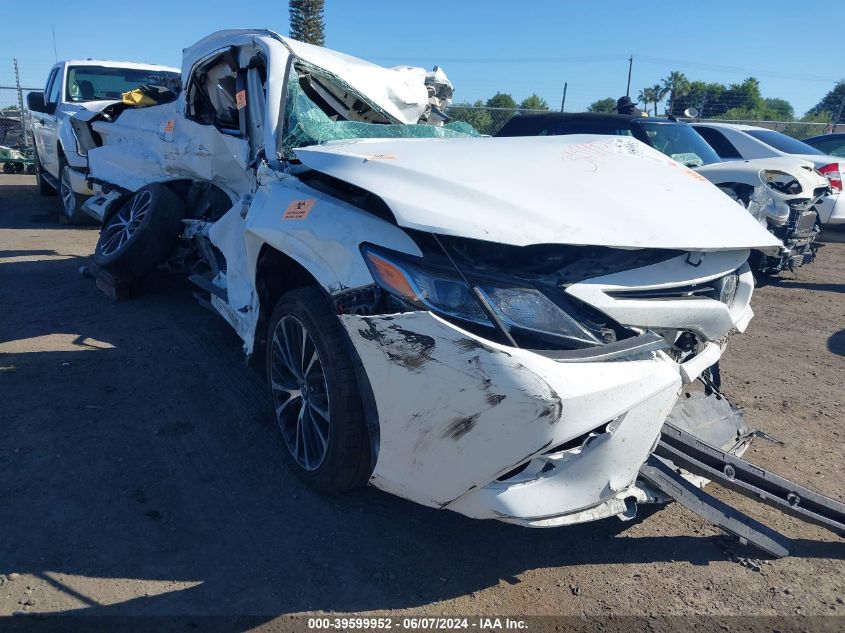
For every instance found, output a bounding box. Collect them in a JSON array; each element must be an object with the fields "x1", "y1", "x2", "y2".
[
  {"x1": 283, "y1": 199, "x2": 315, "y2": 220},
  {"x1": 235, "y1": 90, "x2": 246, "y2": 109},
  {"x1": 164, "y1": 119, "x2": 175, "y2": 132}
]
